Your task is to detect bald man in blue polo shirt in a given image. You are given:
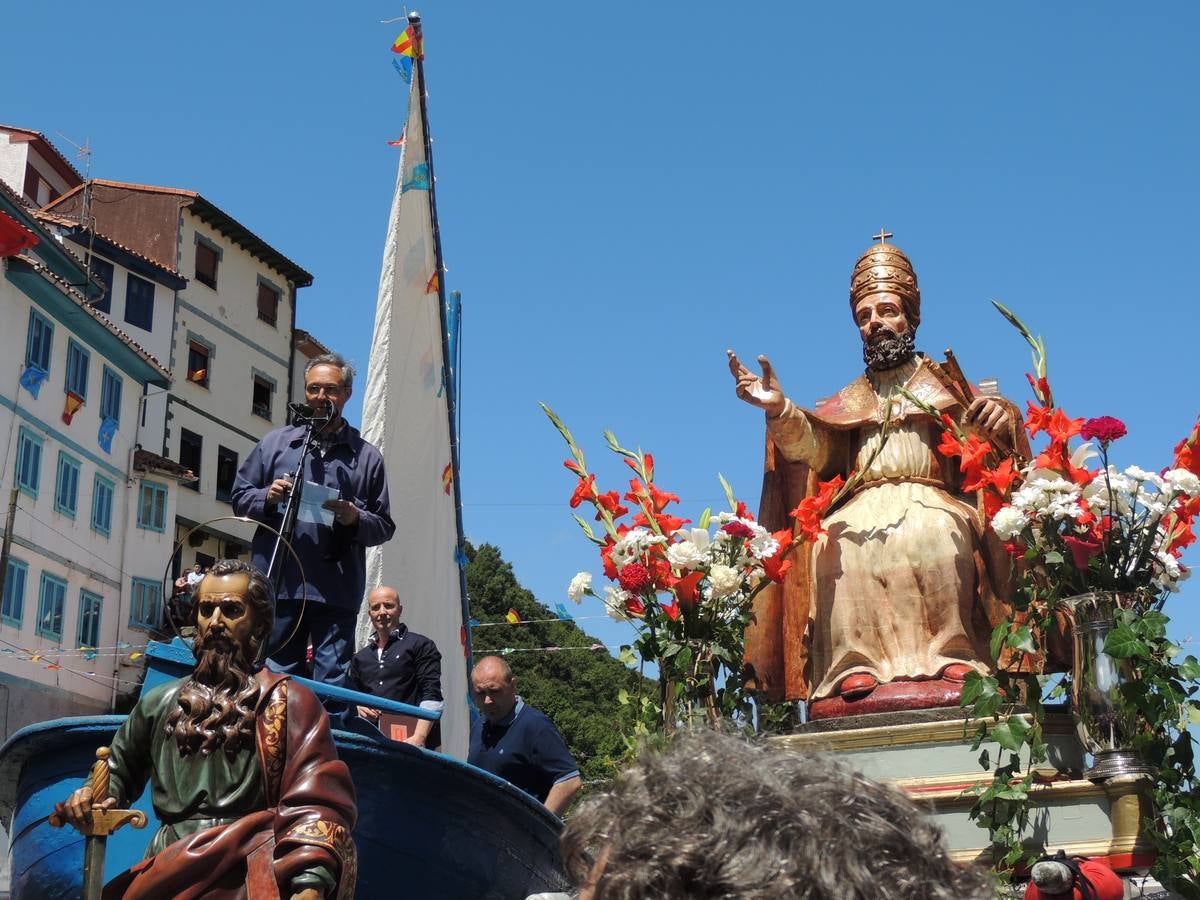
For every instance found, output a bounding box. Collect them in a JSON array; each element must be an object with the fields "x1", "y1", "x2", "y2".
[{"x1": 468, "y1": 655, "x2": 582, "y2": 816}]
